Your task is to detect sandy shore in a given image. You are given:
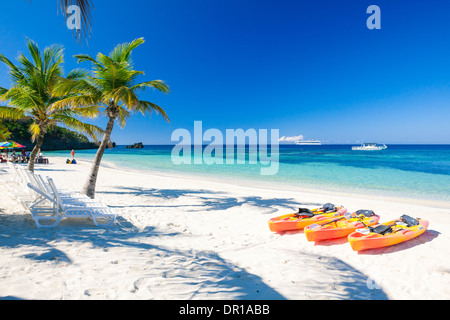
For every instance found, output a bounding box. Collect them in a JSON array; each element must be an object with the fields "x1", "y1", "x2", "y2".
[{"x1": 0, "y1": 156, "x2": 449, "y2": 300}]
